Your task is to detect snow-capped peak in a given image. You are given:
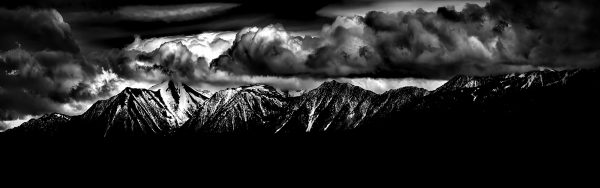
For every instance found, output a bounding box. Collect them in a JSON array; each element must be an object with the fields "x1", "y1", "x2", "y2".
[
  {"x1": 150, "y1": 80, "x2": 208, "y2": 123},
  {"x1": 149, "y1": 80, "x2": 179, "y2": 92}
]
